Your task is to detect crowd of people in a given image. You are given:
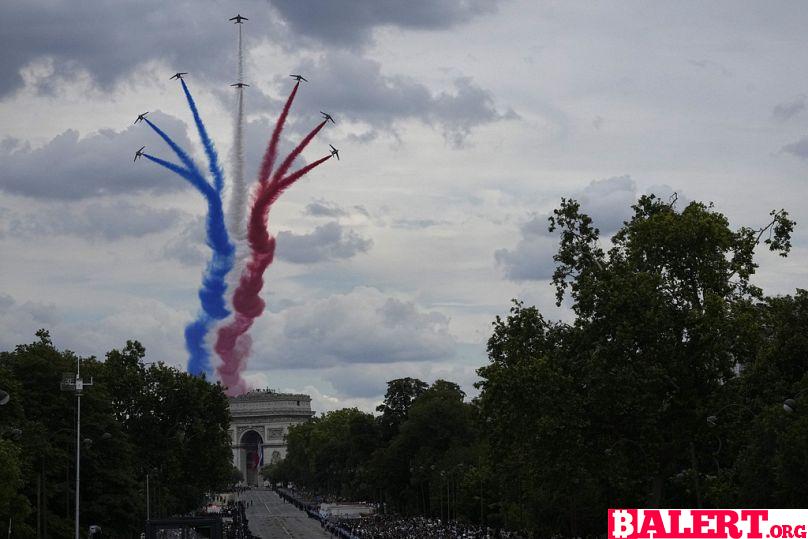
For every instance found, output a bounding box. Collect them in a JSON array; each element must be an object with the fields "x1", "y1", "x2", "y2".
[
  {"x1": 324, "y1": 515, "x2": 523, "y2": 539},
  {"x1": 142, "y1": 498, "x2": 255, "y2": 539},
  {"x1": 276, "y1": 487, "x2": 523, "y2": 539}
]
